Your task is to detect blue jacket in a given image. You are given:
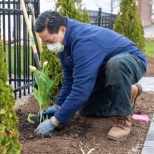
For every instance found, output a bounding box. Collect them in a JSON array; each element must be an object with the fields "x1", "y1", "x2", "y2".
[{"x1": 54, "y1": 17, "x2": 147, "y2": 123}]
